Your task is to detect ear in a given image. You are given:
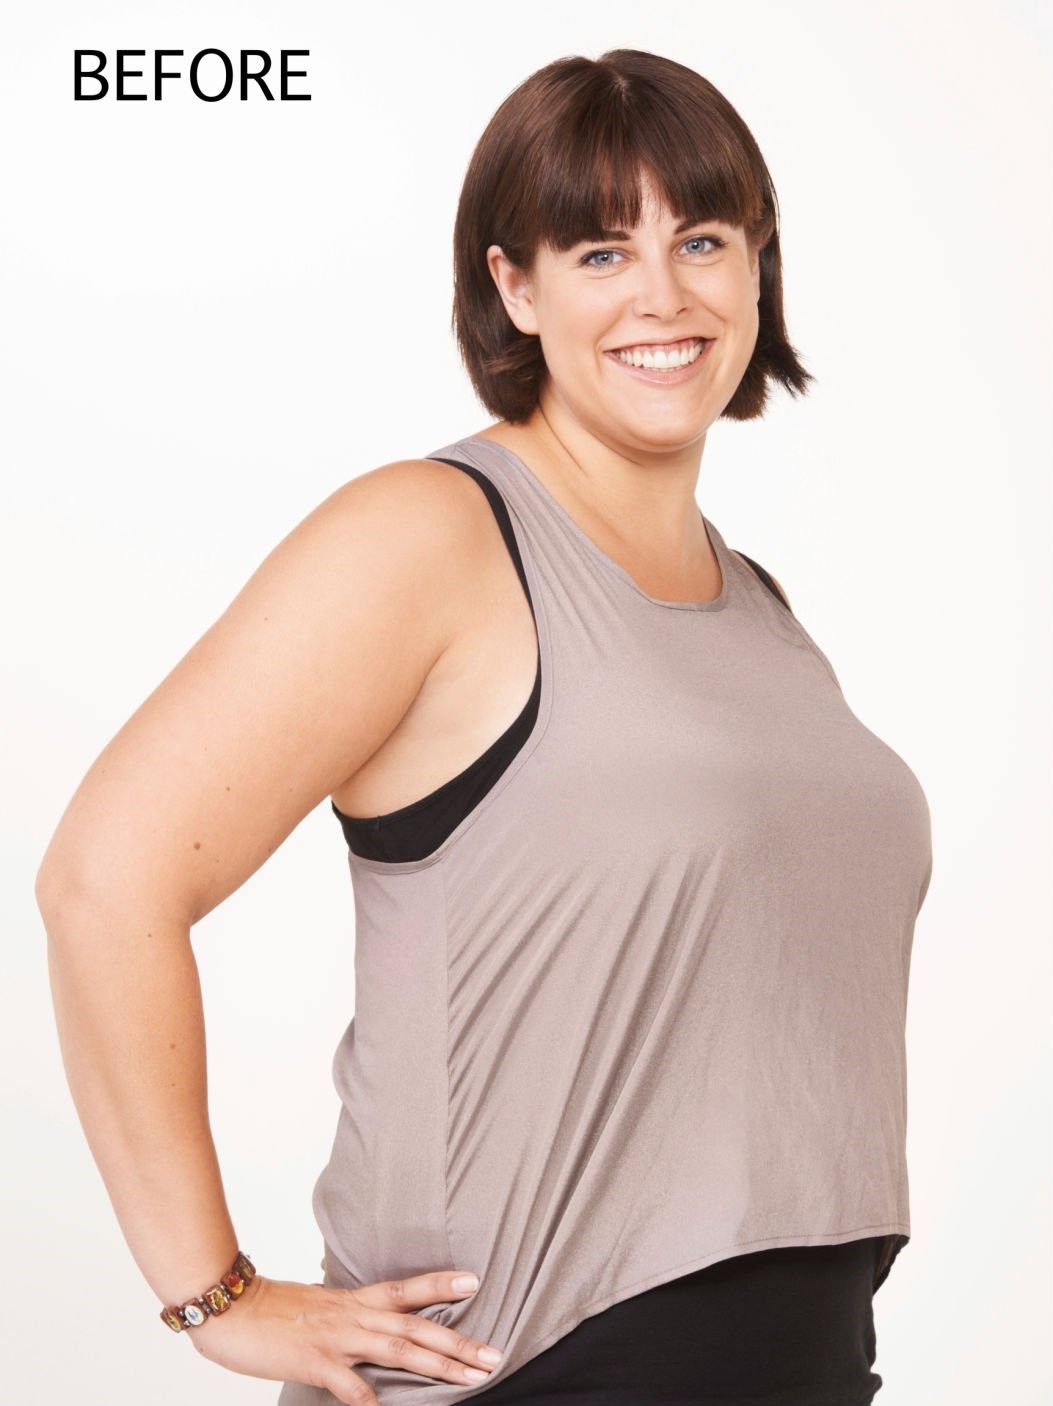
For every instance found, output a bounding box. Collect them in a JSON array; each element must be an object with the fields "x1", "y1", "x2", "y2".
[
  {"x1": 486, "y1": 245, "x2": 540, "y2": 336},
  {"x1": 750, "y1": 241, "x2": 761, "y2": 304}
]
